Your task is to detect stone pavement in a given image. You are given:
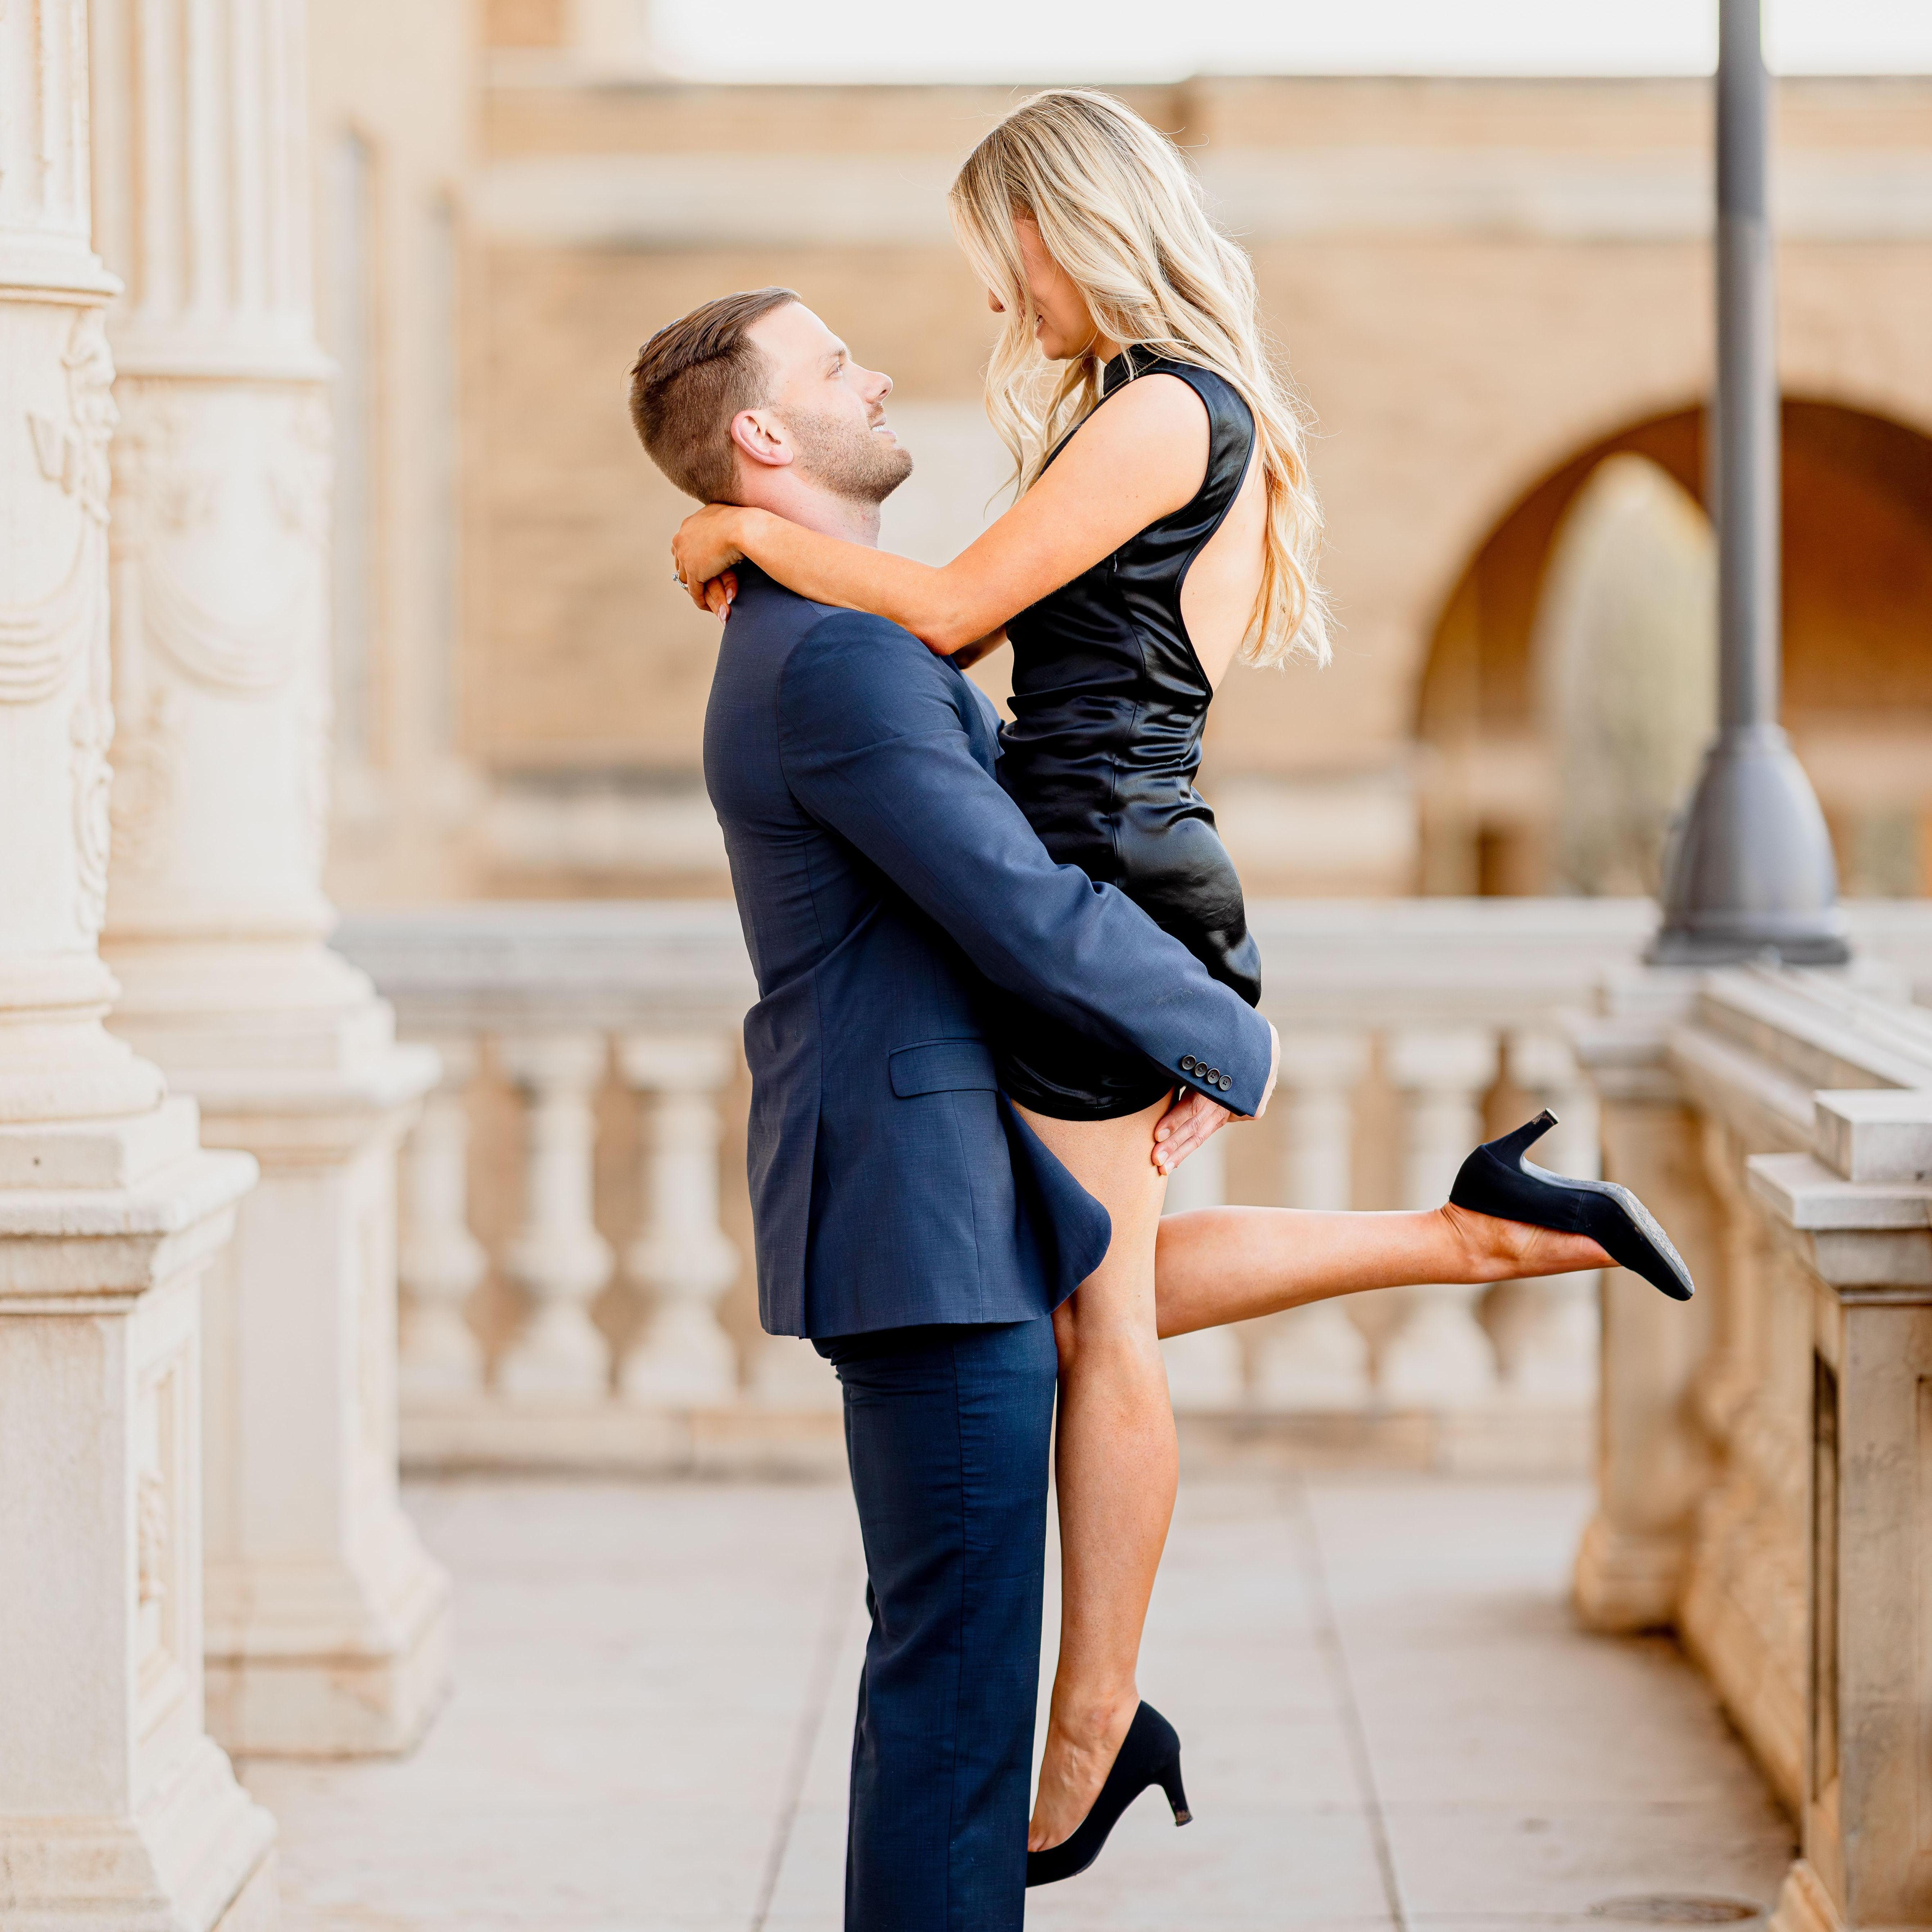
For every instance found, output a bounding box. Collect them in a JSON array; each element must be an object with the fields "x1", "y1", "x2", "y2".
[{"x1": 242, "y1": 1475, "x2": 1793, "y2": 1932}]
